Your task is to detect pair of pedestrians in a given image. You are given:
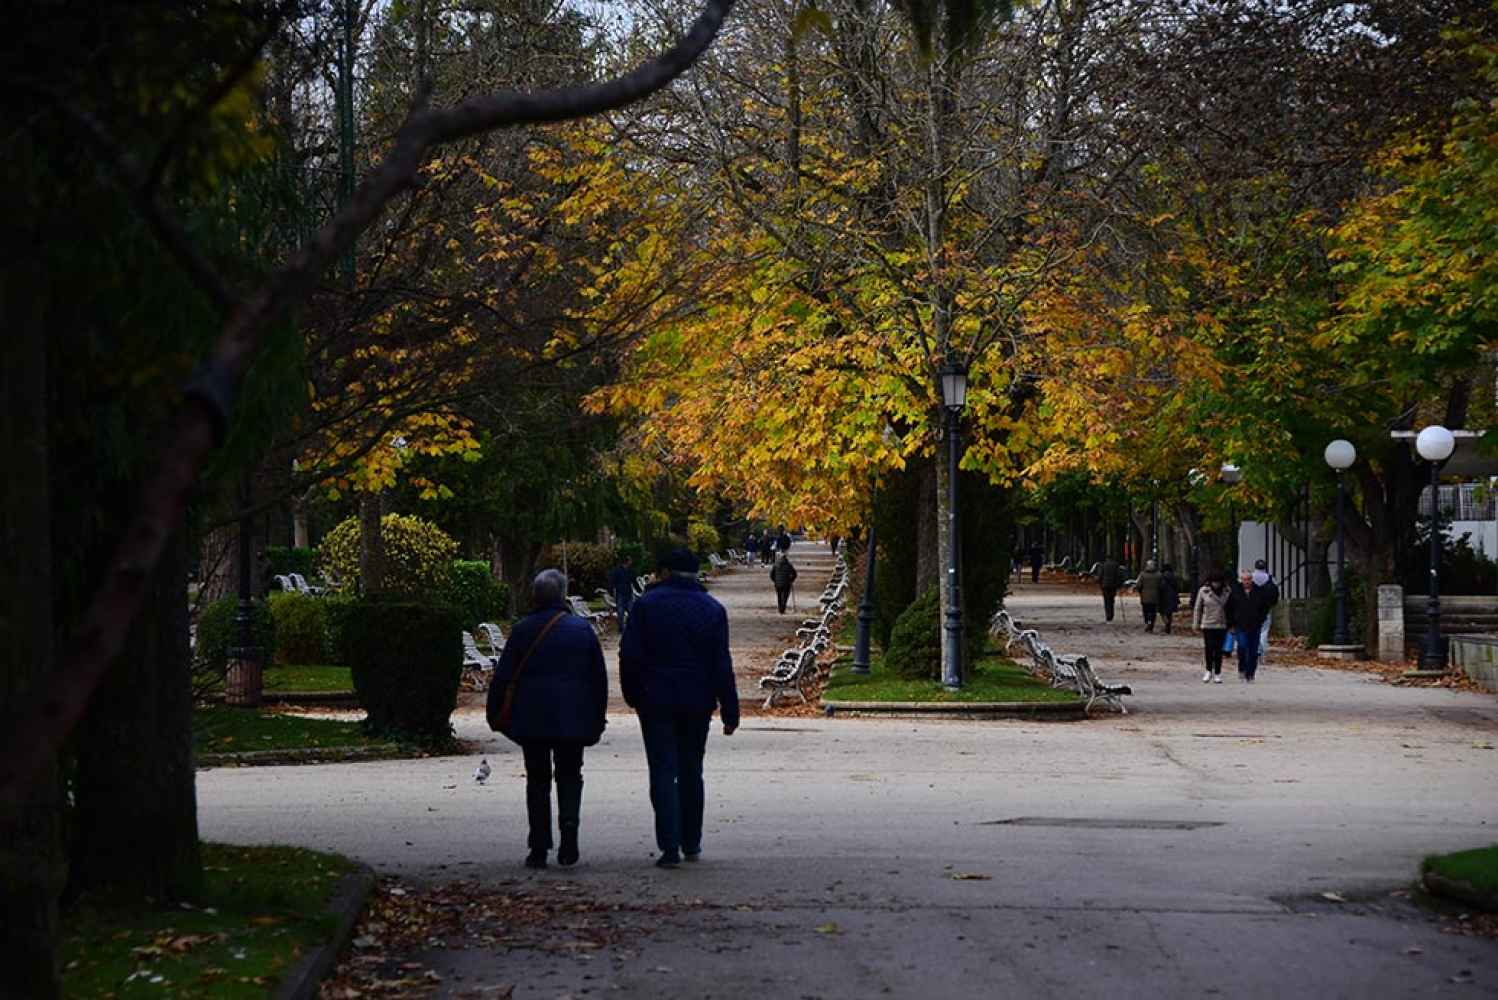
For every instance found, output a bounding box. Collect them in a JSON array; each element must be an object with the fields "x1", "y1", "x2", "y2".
[
  {"x1": 486, "y1": 550, "x2": 739, "y2": 869},
  {"x1": 1191, "y1": 565, "x2": 1279, "y2": 682}
]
